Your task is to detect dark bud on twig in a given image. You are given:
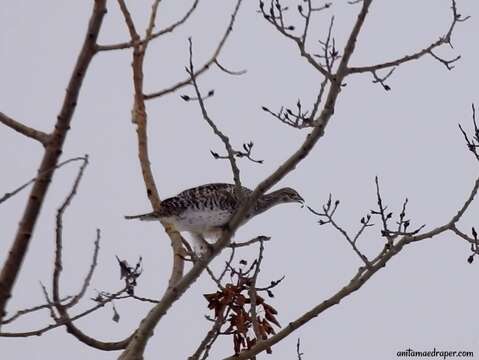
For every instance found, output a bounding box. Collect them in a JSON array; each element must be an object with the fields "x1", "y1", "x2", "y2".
[
  {"x1": 180, "y1": 95, "x2": 191, "y2": 102},
  {"x1": 472, "y1": 227, "x2": 477, "y2": 240},
  {"x1": 112, "y1": 304, "x2": 120, "y2": 323},
  {"x1": 267, "y1": 290, "x2": 274, "y2": 298},
  {"x1": 404, "y1": 220, "x2": 410, "y2": 230},
  {"x1": 92, "y1": 293, "x2": 104, "y2": 303},
  {"x1": 207, "y1": 89, "x2": 215, "y2": 97},
  {"x1": 467, "y1": 254, "x2": 474, "y2": 264},
  {"x1": 287, "y1": 25, "x2": 295, "y2": 31}
]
